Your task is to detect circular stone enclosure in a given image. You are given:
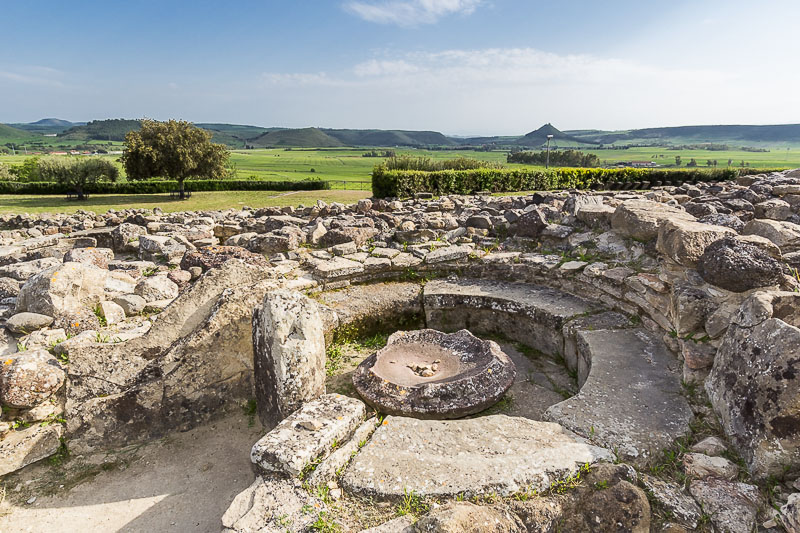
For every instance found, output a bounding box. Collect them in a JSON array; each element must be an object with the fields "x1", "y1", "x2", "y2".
[{"x1": 352, "y1": 328, "x2": 516, "y2": 418}]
